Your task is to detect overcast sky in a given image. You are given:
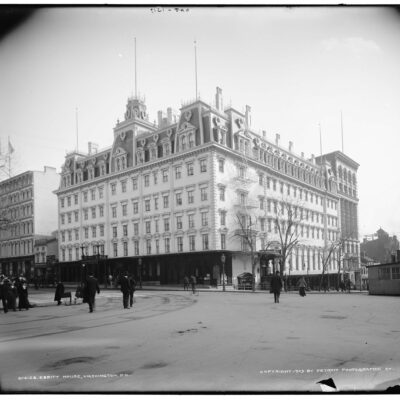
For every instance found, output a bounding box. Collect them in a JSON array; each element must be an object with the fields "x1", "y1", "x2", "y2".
[{"x1": 1, "y1": 6, "x2": 400, "y2": 238}]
